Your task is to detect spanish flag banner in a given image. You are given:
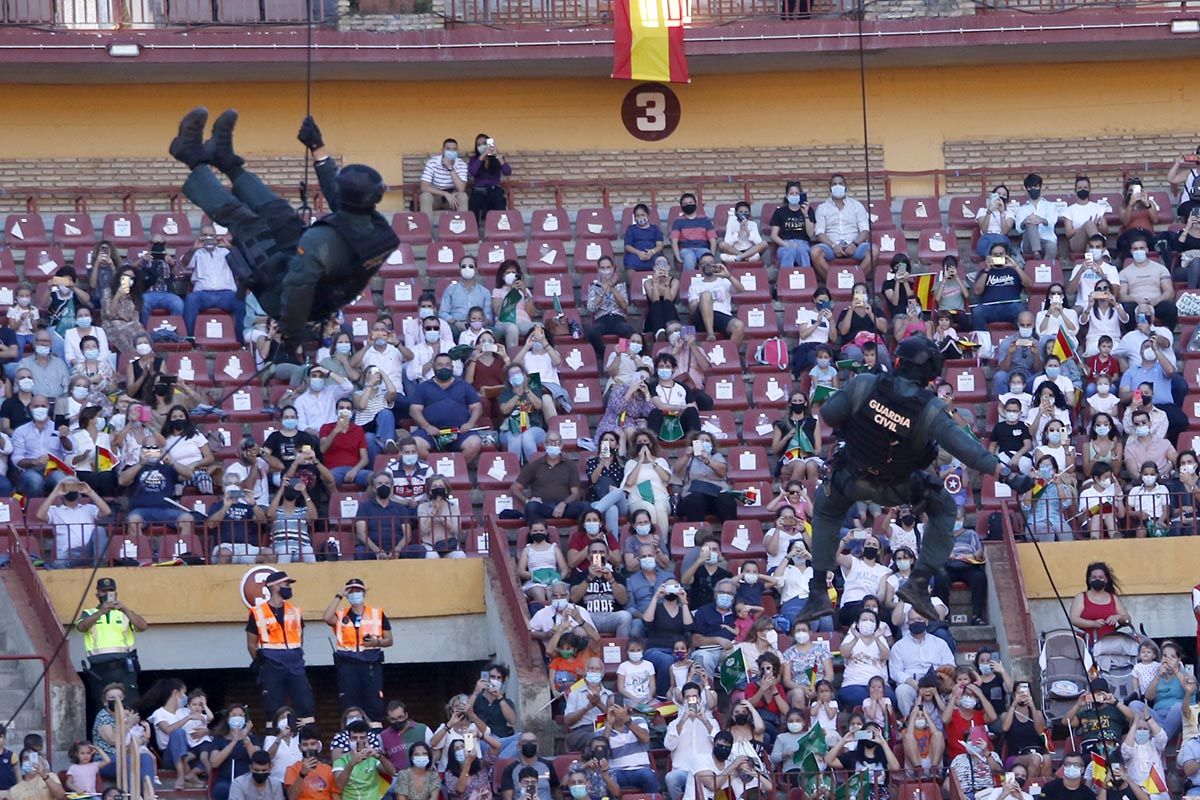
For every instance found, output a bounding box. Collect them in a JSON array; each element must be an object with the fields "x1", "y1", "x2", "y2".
[
  {"x1": 912, "y1": 272, "x2": 936, "y2": 311},
  {"x1": 45, "y1": 454, "x2": 76, "y2": 477},
  {"x1": 612, "y1": 0, "x2": 690, "y2": 83},
  {"x1": 1050, "y1": 328, "x2": 1077, "y2": 362}
]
